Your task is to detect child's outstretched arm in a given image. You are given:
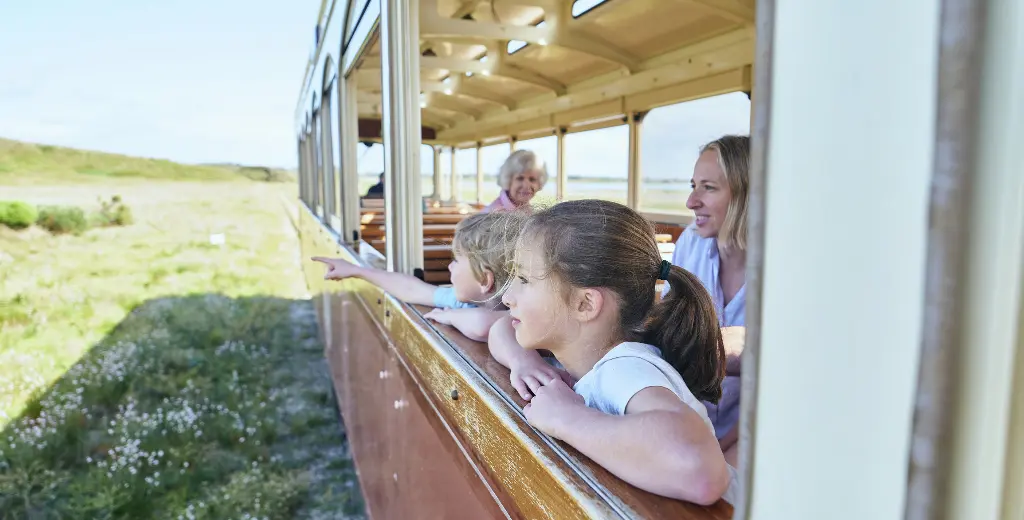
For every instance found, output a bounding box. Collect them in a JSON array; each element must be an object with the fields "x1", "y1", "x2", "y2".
[
  {"x1": 311, "y1": 256, "x2": 437, "y2": 306},
  {"x1": 524, "y1": 380, "x2": 730, "y2": 506},
  {"x1": 423, "y1": 307, "x2": 507, "y2": 342},
  {"x1": 487, "y1": 316, "x2": 575, "y2": 400}
]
